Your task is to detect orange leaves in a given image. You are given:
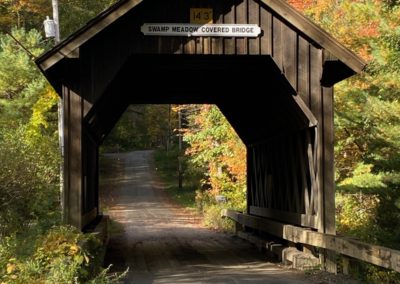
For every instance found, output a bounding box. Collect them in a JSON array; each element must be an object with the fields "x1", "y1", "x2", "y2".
[
  {"x1": 287, "y1": 0, "x2": 313, "y2": 12},
  {"x1": 183, "y1": 105, "x2": 246, "y2": 200}
]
